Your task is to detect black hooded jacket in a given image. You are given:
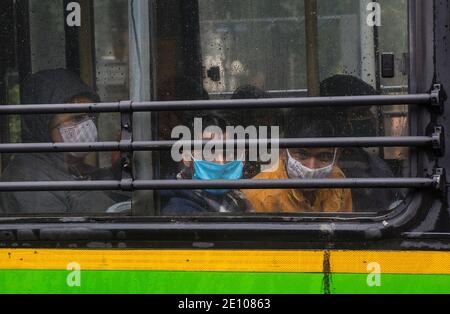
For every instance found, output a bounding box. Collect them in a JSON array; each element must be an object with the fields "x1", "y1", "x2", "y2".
[
  {"x1": 0, "y1": 69, "x2": 120, "y2": 214},
  {"x1": 319, "y1": 75, "x2": 400, "y2": 212}
]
